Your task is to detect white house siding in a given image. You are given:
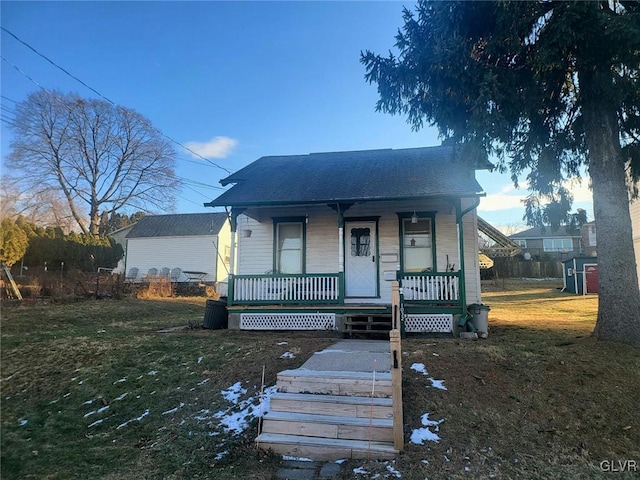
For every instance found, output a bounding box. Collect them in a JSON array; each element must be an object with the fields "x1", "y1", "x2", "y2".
[
  {"x1": 126, "y1": 235, "x2": 219, "y2": 283},
  {"x1": 631, "y1": 201, "x2": 640, "y2": 286},
  {"x1": 214, "y1": 220, "x2": 232, "y2": 283},
  {"x1": 235, "y1": 198, "x2": 481, "y2": 305},
  {"x1": 237, "y1": 215, "x2": 273, "y2": 275}
]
